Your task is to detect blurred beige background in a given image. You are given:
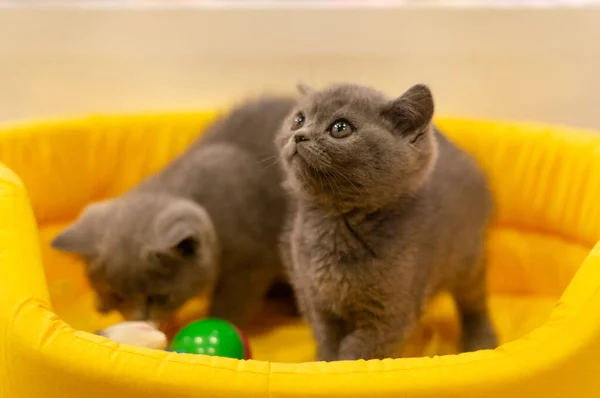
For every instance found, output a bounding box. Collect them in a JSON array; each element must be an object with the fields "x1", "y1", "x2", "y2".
[{"x1": 1, "y1": 3, "x2": 600, "y2": 129}]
